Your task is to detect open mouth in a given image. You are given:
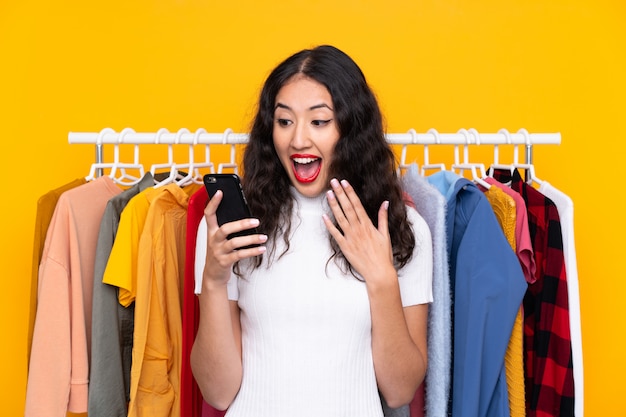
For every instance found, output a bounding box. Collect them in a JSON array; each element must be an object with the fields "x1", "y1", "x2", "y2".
[{"x1": 291, "y1": 156, "x2": 322, "y2": 183}]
